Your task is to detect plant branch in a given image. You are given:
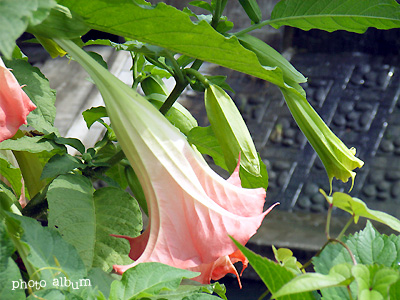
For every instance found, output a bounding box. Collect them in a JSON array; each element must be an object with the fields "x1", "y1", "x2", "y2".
[
  {"x1": 336, "y1": 215, "x2": 354, "y2": 240},
  {"x1": 234, "y1": 19, "x2": 273, "y2": 36},
  {"x1": 325, "y1": 203, "x2": 333, "y2": 240},
  {"x1": 184, "y1": 68, "x2": 210, "y2": 87},
  {"x1": 159, "y1": 82, "x2": 187, "y2": 115}
]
